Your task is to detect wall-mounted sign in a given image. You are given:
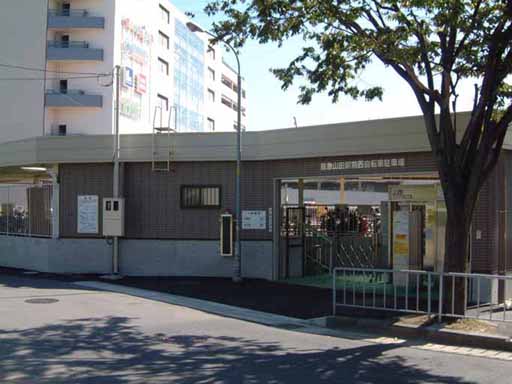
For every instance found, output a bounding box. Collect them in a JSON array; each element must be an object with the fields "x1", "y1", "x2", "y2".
[
  {"x1": 135, "y1": 74, "x2": 147, "y2": 94},
  {"x1": 77, "y1": 195, "x2": 98, "y2": 234},
  {"x1": 242, "y1": 210, "x2": 267, "y2": 230},
  {"x1": 320, "y1": 158, "x2": 406, "y2": 172},
  {"x1": 268, "y1": 208, "x2": 273, "y2": 233},
  {"x1": 123, "y1": 67, "x2": 134, "y2": 88},
  {"x1": 120, "y1": 18, "x2": 153, "y2": 121},
  {"x1": 392, "y1": 209, "x2": 410, "y2": 286},
  {"x1": 389, "y1": 185, "x2": 439, "y2": 202}
]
